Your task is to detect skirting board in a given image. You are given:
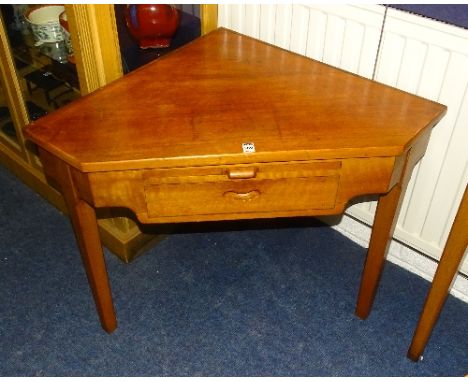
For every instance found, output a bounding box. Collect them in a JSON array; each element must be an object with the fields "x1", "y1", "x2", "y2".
[{"x1": 320, "y1": 214, "x2": 468, "y2": 304}]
